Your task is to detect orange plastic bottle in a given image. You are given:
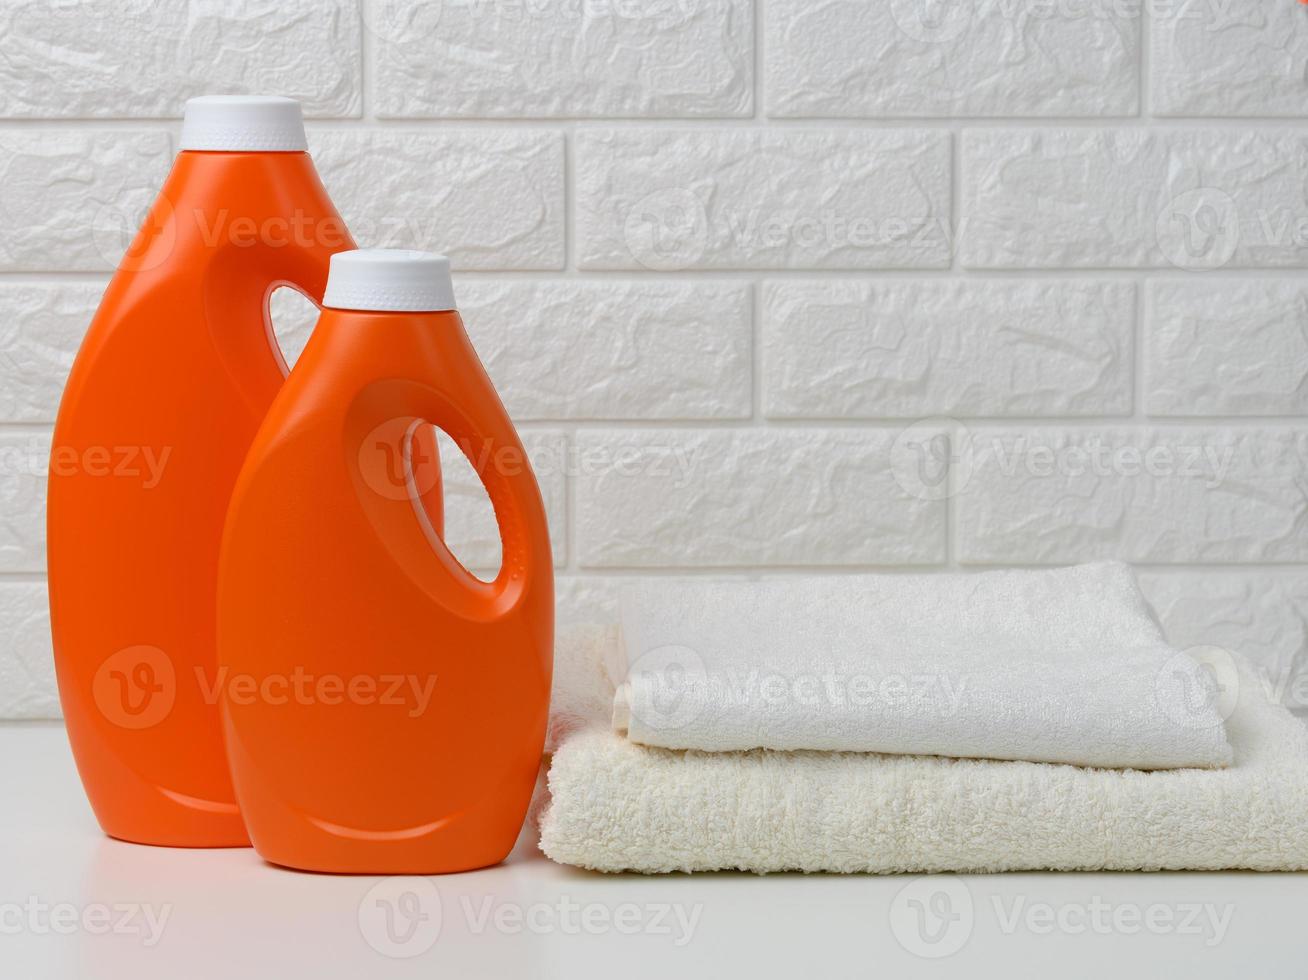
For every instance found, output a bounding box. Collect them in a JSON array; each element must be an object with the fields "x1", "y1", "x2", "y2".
[
  {"x1": 47, "y1": 97, "x2": 362, "y2": 847},
  {"x1": 217, "y1": 249, "x2": 553, "y2": 874}
]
